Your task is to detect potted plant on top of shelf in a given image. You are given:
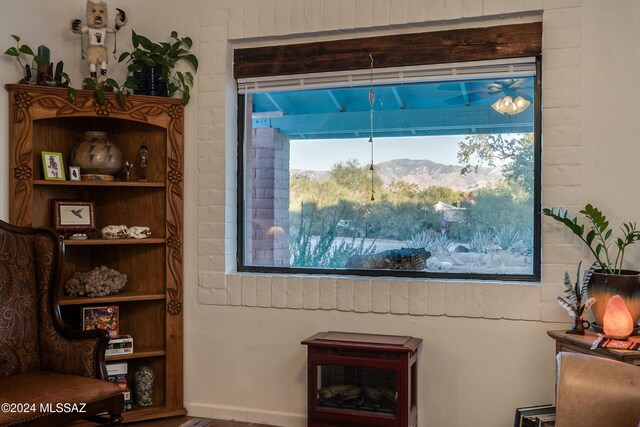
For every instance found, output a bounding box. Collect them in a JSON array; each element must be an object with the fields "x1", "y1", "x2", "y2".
[
  {"x1": 118, "y1": 30, "x2": 198, "y2": 105},
  {"x1": 543, "y1": 204, "x2": 640, "y2": 330}
]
